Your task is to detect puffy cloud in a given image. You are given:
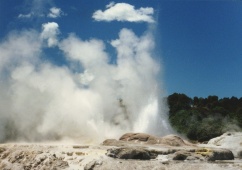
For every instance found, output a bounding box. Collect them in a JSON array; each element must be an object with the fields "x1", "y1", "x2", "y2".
[
  {"x1": 92, "y1": 2, "x2": 155, "y2": 23},
  {"x1": 48, "y1": 7, "x2": 63, "y2": 18},
  {"x1": 40, "y1": 22, "x2": 59, "y2": 47}
]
